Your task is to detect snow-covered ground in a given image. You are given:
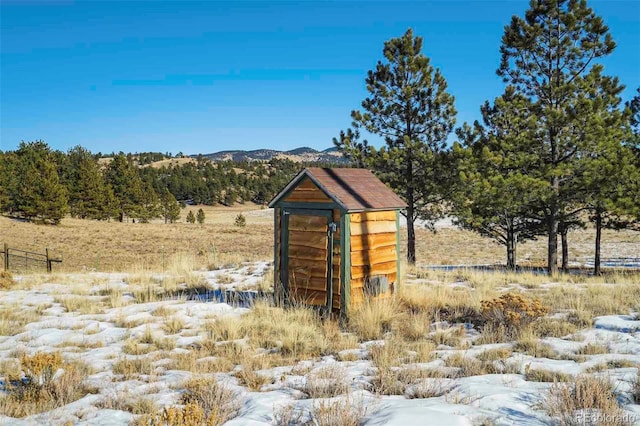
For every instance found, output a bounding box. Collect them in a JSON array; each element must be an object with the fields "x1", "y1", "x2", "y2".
[{"x1": 1, "y1": 264, "x2": 639, "y2": 425}]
